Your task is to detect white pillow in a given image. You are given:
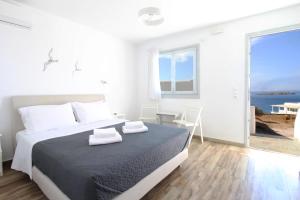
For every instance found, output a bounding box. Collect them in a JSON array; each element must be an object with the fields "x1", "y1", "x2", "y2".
[
  {"x1": 19, "y1": 103, "x2": 77, "y2": 132},
  {"x1": 72, "y1": 101, "x2": 113, "y2": 123}
]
